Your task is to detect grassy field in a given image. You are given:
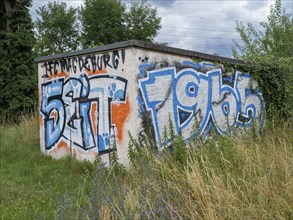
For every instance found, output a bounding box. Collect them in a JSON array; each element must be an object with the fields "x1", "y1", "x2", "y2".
[
  {"x1": 0, "y1": 116, "x2": 94, "y2": 219},
  {"x1": 0, "y1": 115, "x2": 292, "y2": 219}
]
